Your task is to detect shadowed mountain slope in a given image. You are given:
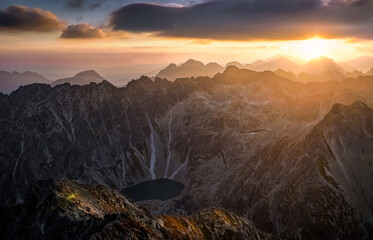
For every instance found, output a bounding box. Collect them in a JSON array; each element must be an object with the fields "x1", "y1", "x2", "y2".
[
  {"x1": 1, "y1": 179, "x2": 271, "y2": 240},
  {"x1": 1, "y1": 67, "x2": 373, "y2": 239}
]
